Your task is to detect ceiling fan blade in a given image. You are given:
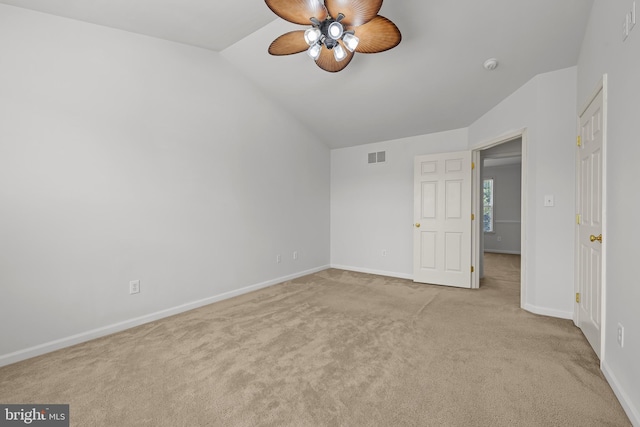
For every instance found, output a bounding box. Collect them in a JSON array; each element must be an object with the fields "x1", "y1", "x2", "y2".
[
  {"x1": 315, "y1": 42, "x2": 354, "y2": 72},
  {"x1": 265, "y1": 0, "x2": 328, "y2": 25},
  {"x1": 268, "y1": 31, "x2": 309, "y2": 55},
  {"x1": 325, "y1": 0, "x2": 382, "y2": 27},
  {"x1": 352, "y1": 15, "x2": 401, "y2": 53}
]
